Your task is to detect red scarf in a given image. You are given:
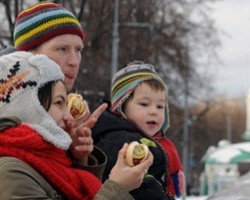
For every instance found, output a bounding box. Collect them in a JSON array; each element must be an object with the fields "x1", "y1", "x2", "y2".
[
  {"x1": 0, "y1": 124, "x2": 101, "y2": 200},
  {"x1": 153, "y1": 135, "x2": 184, "y2": 197}
]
